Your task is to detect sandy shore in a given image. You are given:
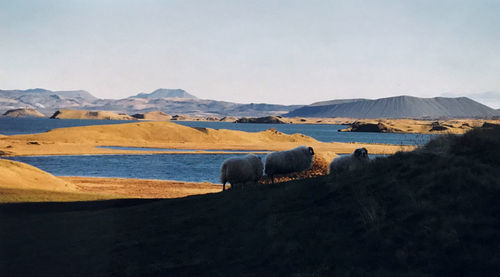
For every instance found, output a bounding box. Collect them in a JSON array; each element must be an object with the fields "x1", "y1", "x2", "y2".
[
  {"x1": 64, "y1": 176, "x2": 222, "y2": 199},
  {"x1": 321, "y1": 118, "x2": 500, "y2": 134},
  {"x1": 0, "y1": 177, "x2": 221, "y2": 203}
]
